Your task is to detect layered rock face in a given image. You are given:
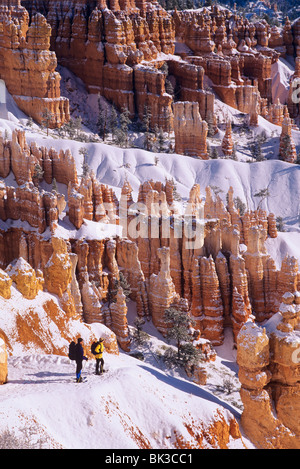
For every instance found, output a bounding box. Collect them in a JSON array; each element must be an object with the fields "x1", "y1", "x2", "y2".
[
  {"x1": 0, "y1": 0, "x2": 69, "y2": 127},
  {"x1": 20, "y1": 0, "x2": 298, "y2": 135},
  {"x1": 173, "y1": 101, "x2": 208, "y2": 159},
  {"x1": 2, "y1": 128, "x2": 299, "y2": 354},
  {"x1": 221, "y1": 120, "x2": 233, "y2": 156},
  {"x1": 293, "y1": 18, "x2": 300, "y2": 57},
  {"x1": 149, "y1": 246, "x2": 181, "y2": 335},
  {"x1": 279, "y1": 113, "x2": 297, "y2": 163},
  {"x1": 173, "y1": 6, "x2": 280, "y2": 108},
  {"x1": 109, "y1": 287, "x2": 131, "y2": 351},
  {"x1": 287, "y1": 57, "x2": 300, "y2": 120},
  {"x1": 0, "y1": 337, "x2": 7, "y2": 384},
  {"x1": 6, "y1": 257, "x2": 43, "y2": 299},
  {"x1": 237, "y1": 291, "x2": 300, "y2": 449},
  {"x1": 22, "y1": 0, "x2": 176, "y2": 130}
]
